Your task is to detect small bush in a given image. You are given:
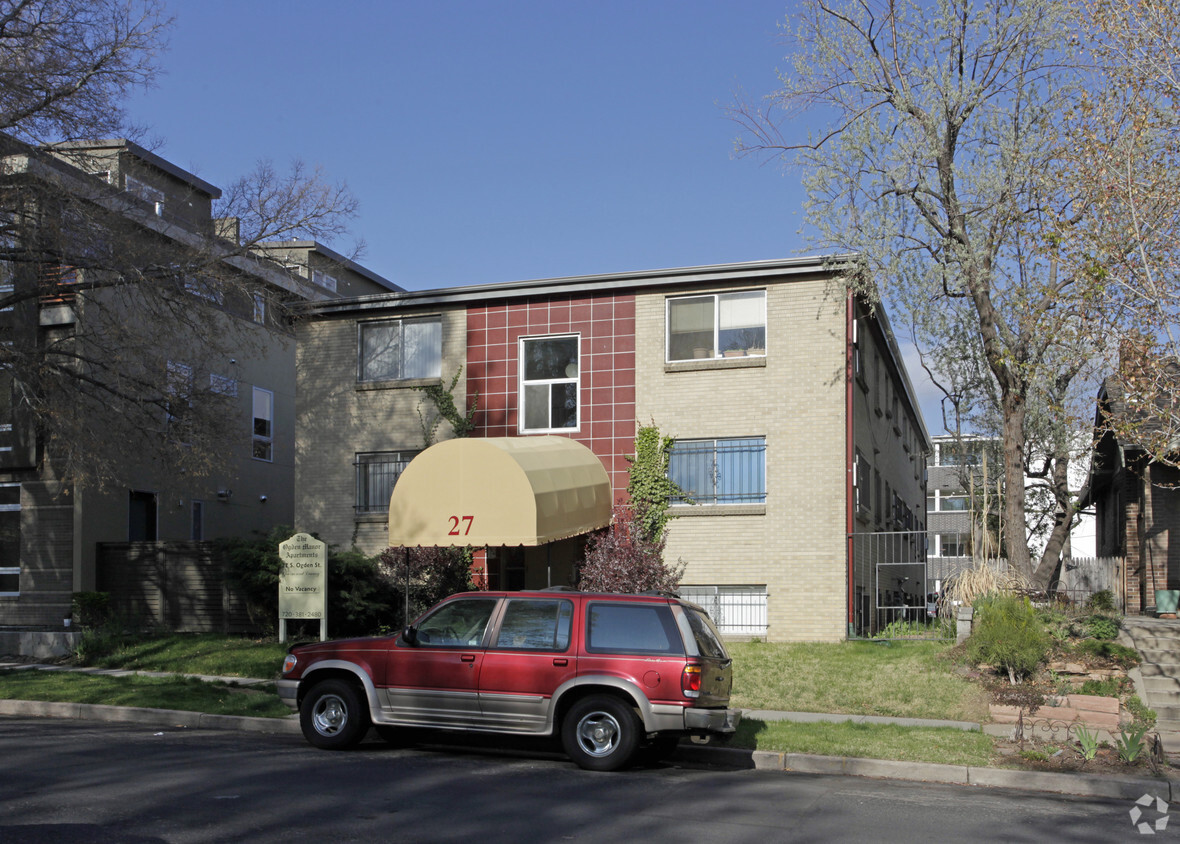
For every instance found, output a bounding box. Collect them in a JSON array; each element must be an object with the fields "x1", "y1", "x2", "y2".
[
  {"x1": 1126, "y1": 694, "x2": 1157, "y2": 727},
  {"x1": 967, "y1": 593, "x2": 1050, "y2": 684},
  {"x1": 1086, "y1": 590, "x2": 1117, "y2": 612},
  {"x1": 1085, "y1": 614, "x2": 1120, "y2": 641},
  {"x1": 1078, "y1": 677, "x2": 1127, "y2": 697},
  {"x1": 71, "y1": 592, "x2": 111, "y2": 629},
  {"x1": 1073, "y1": 638, "x2": 1140, "y2": 667}
]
